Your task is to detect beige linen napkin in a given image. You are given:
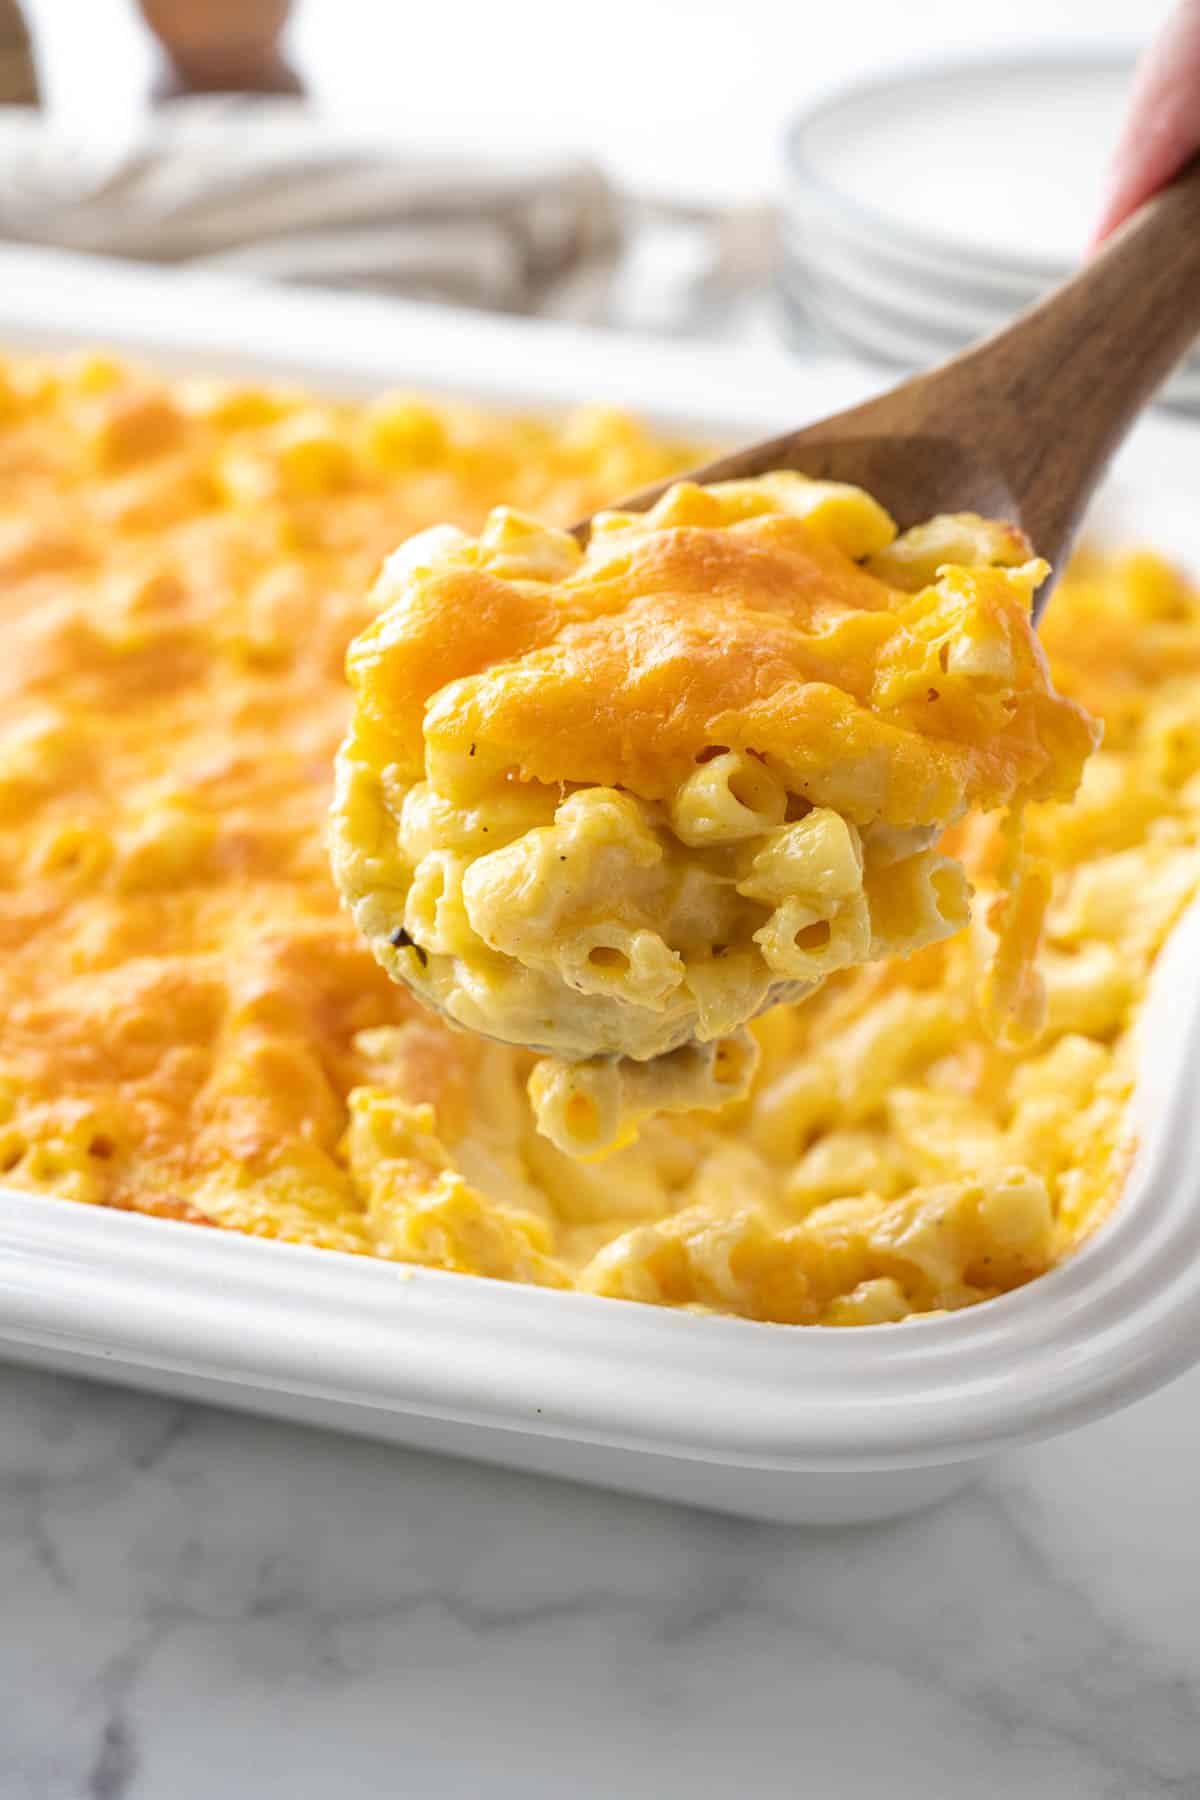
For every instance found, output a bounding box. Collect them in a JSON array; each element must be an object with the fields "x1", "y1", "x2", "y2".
[
  {"x1": 0, "y1": 94, "x2": 776, "y2": 336},
  {"x1": 0, "y1": 95, "x2": 623, "y2": 320}
]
